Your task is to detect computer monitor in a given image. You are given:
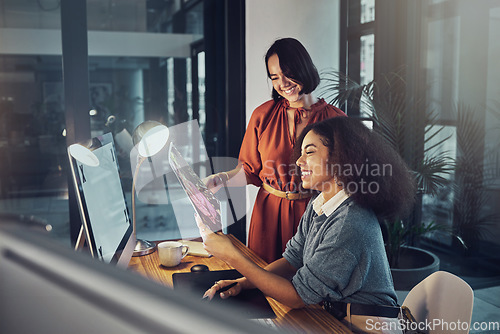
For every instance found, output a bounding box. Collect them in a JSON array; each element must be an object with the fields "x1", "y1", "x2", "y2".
[
  {"x1": 0, "y1": 221, "x2": 276, "y2": 334},
  {"x1": 68, "y1": 133, "x2": 135, "y2": 267}
]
